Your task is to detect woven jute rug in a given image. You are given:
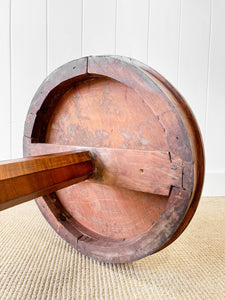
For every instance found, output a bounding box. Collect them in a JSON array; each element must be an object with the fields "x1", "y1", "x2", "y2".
[{"x1": 0, "y1": 197, "x2": 224, "y2": 300}]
